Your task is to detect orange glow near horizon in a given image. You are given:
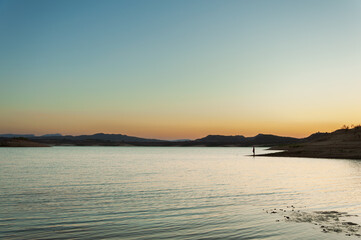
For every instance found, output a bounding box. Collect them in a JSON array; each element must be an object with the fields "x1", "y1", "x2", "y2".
[
  {"x1": 2, "y1": 1, "x2": 361, "y2": 139},
  {"x1": 0, "y1": 110, "x2": 348, "y2": 140}
]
